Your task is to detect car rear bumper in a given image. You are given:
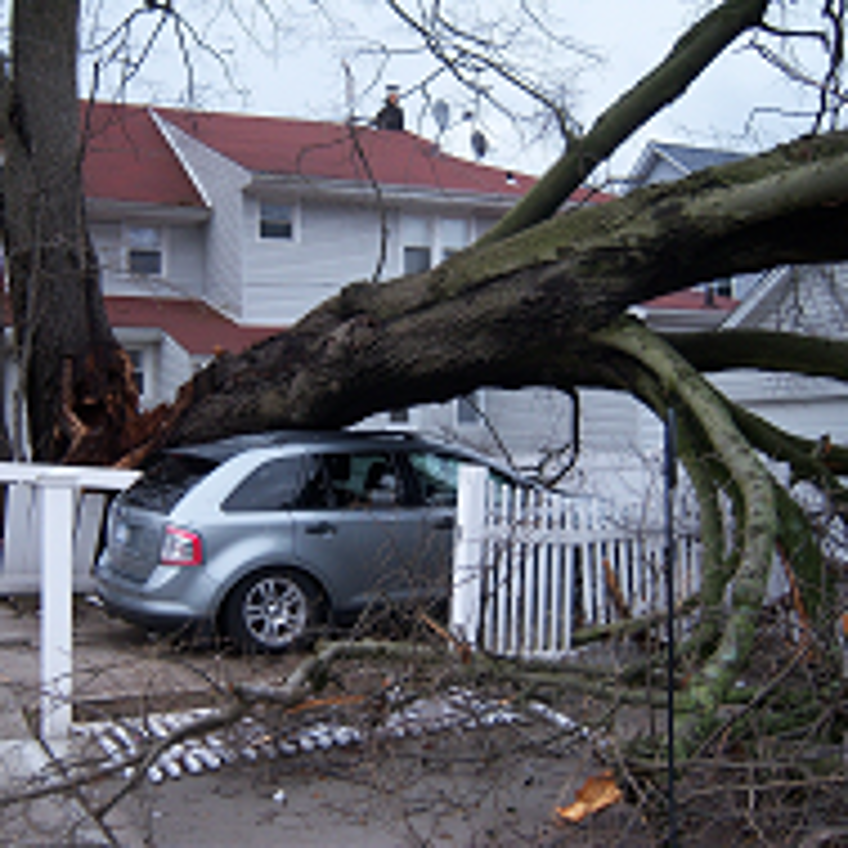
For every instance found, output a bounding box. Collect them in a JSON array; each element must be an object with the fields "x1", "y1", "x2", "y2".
[{"x1": 95, "y1": 553, "x2": 216, "y2": 633}]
